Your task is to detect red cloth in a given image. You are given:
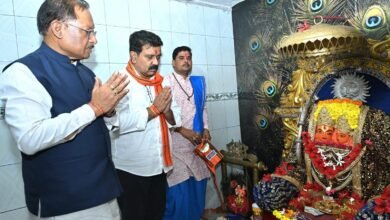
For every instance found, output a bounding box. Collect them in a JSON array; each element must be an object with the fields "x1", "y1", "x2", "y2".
[{"x1": 262, "y1": 211, "x2": 277, "y2": 220}]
